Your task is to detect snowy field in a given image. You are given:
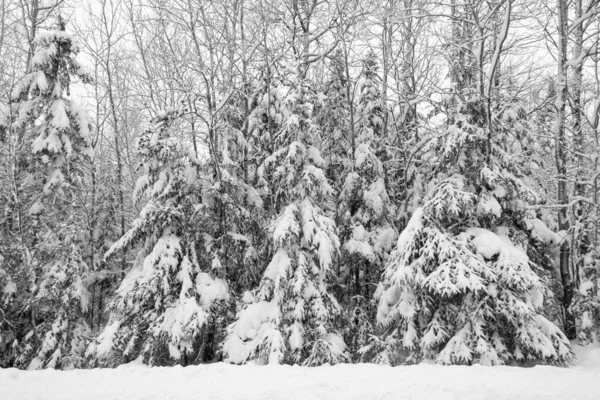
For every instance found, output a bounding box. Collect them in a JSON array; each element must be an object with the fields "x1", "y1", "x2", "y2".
[{"x1": 3, "y1": 345, "x2": 600, "y2": 400}]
